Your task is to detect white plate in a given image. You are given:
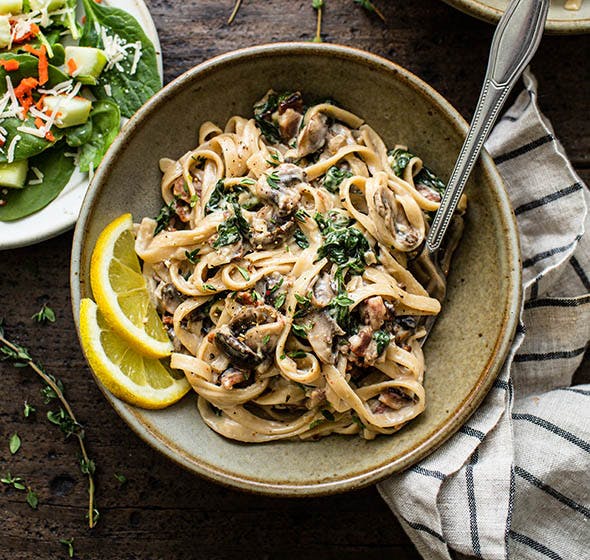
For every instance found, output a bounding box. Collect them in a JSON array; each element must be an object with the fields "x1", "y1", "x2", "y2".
[
  {"x1": 441, "y1": 0, "x2": 590, "y2": 33},
  {"x1": 0, "y1": 0, "x2": 163, "y2": 250}
]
